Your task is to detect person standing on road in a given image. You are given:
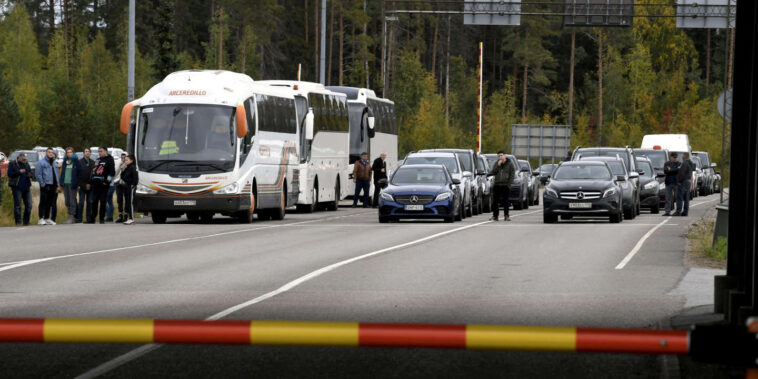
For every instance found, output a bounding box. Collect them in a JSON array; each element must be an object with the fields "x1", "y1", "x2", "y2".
[
  {"x1": 675, "y1": 152, "x2": 694, "y2": 217},
  {"x1": 662, "y1": 152, "x2": 680, "y2": 216},
  {"x1": 488, "y1": 150, "x2": 515, "y2": 221},
  {"x1": 90, "y1": 147, "x2": 115, "y2": 224},
  {"x1": 120, "y1": 154, "x2": 139, "y2": 225},
  {"x1": 371, "y1": 152, "x2": 388, "y2": 208},
  {"x1": 352, "y1": 152, "x2": 372, "y2": 208},
  {"x1": 58, "y1": 147, "x2": 81, "y2": 224},
  {"x1": 7, "y1": 153, "x2": 33, "y2": 226},
  {"x1": 109, "y1": 152, "x2": 127, "y2": 222},
  {"x1": 77, "y1": 148, "x2": 95, "y2": 223},
  {"x1": 35, "y1": 147, "x2": 61, "y2": 225}
]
